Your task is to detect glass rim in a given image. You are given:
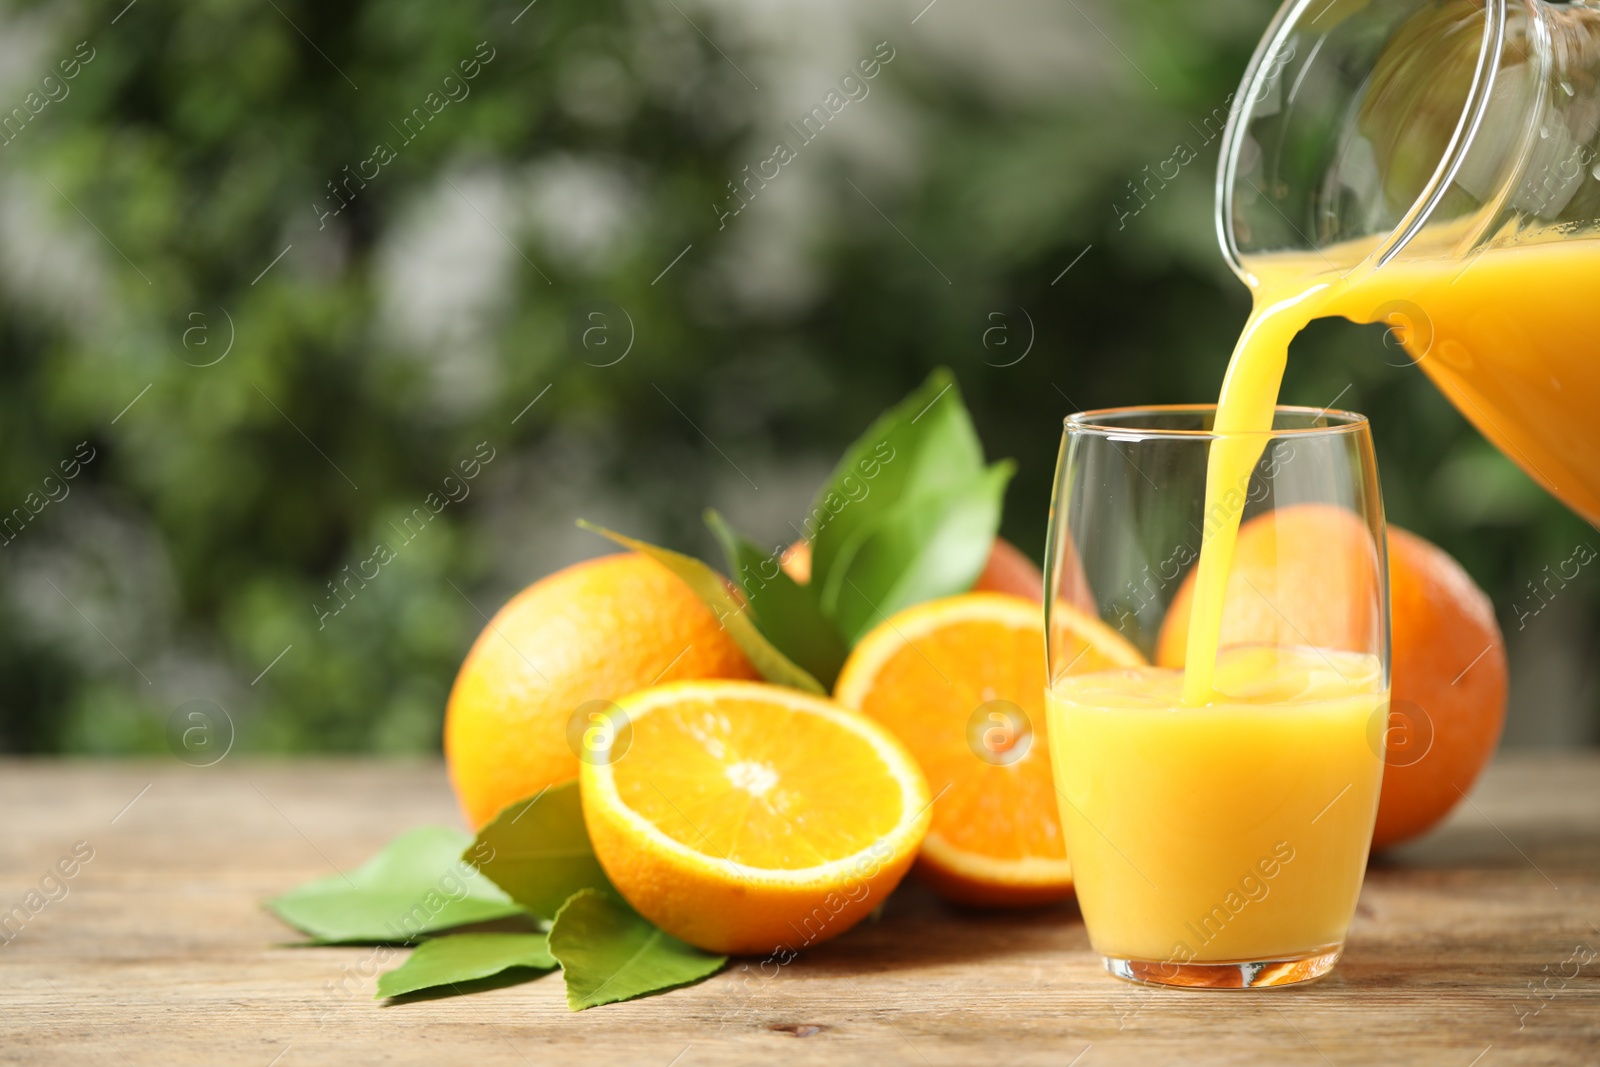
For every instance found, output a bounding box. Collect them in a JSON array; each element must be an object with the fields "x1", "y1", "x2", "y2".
[{"x1": 1064, "y1": 404, "x2": 1370, "y2": 440}]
